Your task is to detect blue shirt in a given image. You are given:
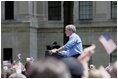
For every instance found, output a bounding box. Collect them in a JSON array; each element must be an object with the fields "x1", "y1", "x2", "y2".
[{"x1": 60, "y1": 33, "x2": 83, "y2": 56}]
